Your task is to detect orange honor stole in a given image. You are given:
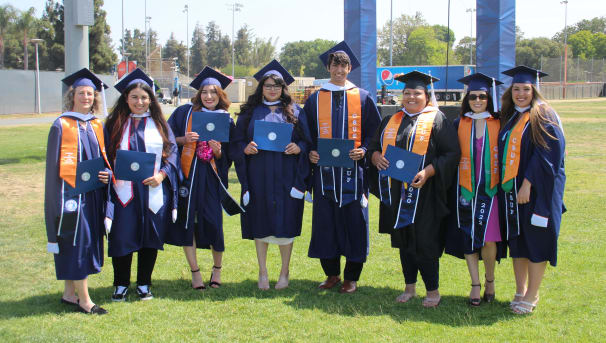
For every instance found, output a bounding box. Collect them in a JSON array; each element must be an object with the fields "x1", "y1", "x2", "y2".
[
  {"x1": 59, "y1": 117, "x2": 112, "y2": 187},
  {"x1": 458, "y1": 117, "x2": 500, "y2": 200},
  {"x1": 501, "y1": 111, "x2": 530, "y2": 192},
  {"x1": 318, "y1": 88, "x2": 362, "y2": 146}
]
